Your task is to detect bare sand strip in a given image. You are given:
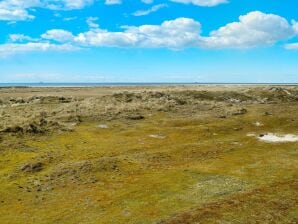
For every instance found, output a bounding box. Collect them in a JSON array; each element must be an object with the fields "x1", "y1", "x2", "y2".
[{"x1": 258, "y1": 133, "x2": 298, "y2": 143}]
